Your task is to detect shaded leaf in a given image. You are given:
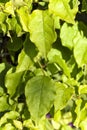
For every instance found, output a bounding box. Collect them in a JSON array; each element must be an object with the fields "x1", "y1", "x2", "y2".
[
  {"x1": 7, "y1": 34, "x2": 23, "y2": 51},
  {"x1": 82, "y1": 0, "x2": 87, "y2": 12},
  {"x1": 0, "y1": 63, "x2": 5, "y2": 73},
  {"x1": 23, "y1": 33, "x2": 38, "y2": 59},
  {"x1": 25, "y1": 76, "x2": 56, "y2": 121}
]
